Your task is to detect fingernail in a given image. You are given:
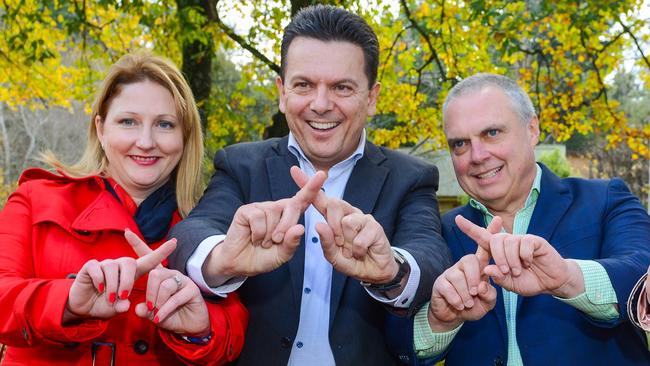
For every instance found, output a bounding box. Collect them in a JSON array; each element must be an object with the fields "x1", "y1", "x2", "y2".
[
  {"x1": 153, "y1": 316, "x2": 159, "y2": 324},
  {"x1": 272, "y1": 232, "x2": 283, "y2": 243},
  {"x1": 146, "y1": 301, "x2": 154, "y2": 311},
  {"x1": 512, "y1": 267, "x2": 521, "y2": 276},
  {"x1": 466, "y1": 299, "x2": 475, "y2": 308},
  {"x1": 109, "y1": 292, "x2": 116, "y2": 303},
  {"x1": 470, "y1": 287, "x2": 478, "y2": 296},
  {"x1": 500, "y1": 265, "x2": 509, "y2": 274},
  {"x1": 98, "y1": 283, "x2": 105, "y2": 293},
  {"x1": 120, "y1": 290, "x2": 129, "y2": 300}
]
